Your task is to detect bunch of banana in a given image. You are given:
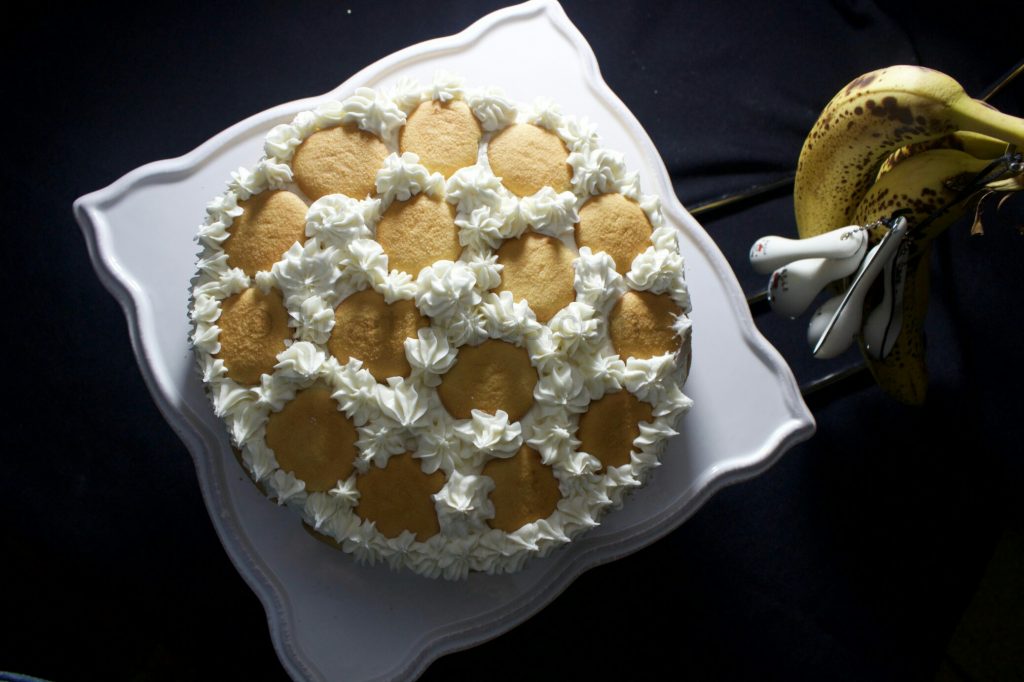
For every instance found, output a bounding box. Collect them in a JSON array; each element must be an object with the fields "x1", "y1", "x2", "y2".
[
  {"x1": 849, "y1": 146, "x2": 998, "y2": 402},
  {"x1": 790, "y1": 64, "x2": 1024, "y2": 403},
  {"x1": 793, "y1": 65, "x2": 1023, "y2": 232}
]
